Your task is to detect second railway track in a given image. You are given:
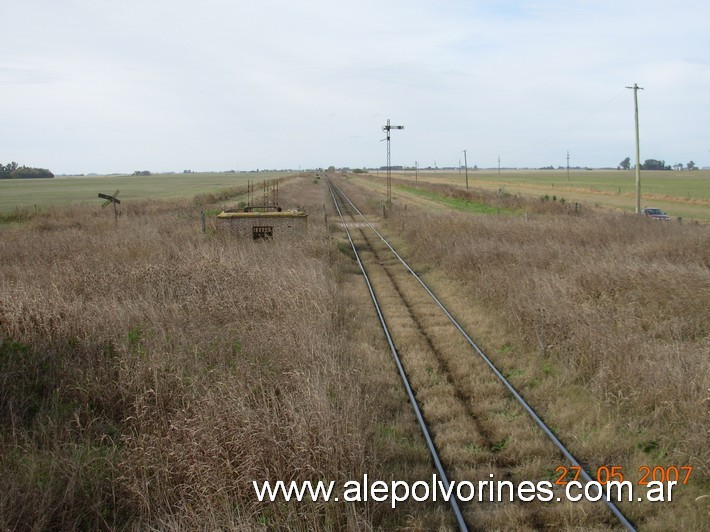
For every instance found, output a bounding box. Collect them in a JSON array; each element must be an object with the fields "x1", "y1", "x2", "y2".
[{"x1": 328, "y1": 177, "x2": 635, "y2": 531}]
